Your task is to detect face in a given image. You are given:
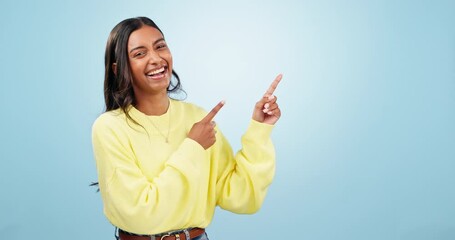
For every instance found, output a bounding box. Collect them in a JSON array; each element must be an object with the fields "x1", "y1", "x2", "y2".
[{"x1": 127, "y1": 25, "x2": 173, "y2": 97}]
